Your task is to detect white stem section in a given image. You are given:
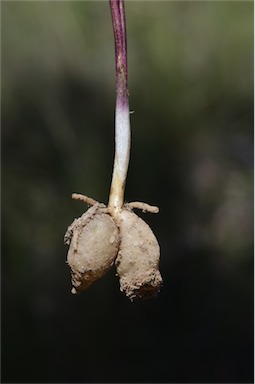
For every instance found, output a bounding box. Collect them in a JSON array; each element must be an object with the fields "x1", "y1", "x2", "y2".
[{"x1": 108, "y1": 103, "x2": 131, "y2": 213}]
